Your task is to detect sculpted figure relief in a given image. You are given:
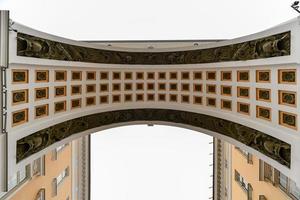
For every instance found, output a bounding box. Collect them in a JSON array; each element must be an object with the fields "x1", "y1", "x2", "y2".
[
  {"x1": 17, "y1": 31, "x2": 290, "y2": 65},
  {"x1": 17, "y1": 109, "x2": 291, "y2": 168}
]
